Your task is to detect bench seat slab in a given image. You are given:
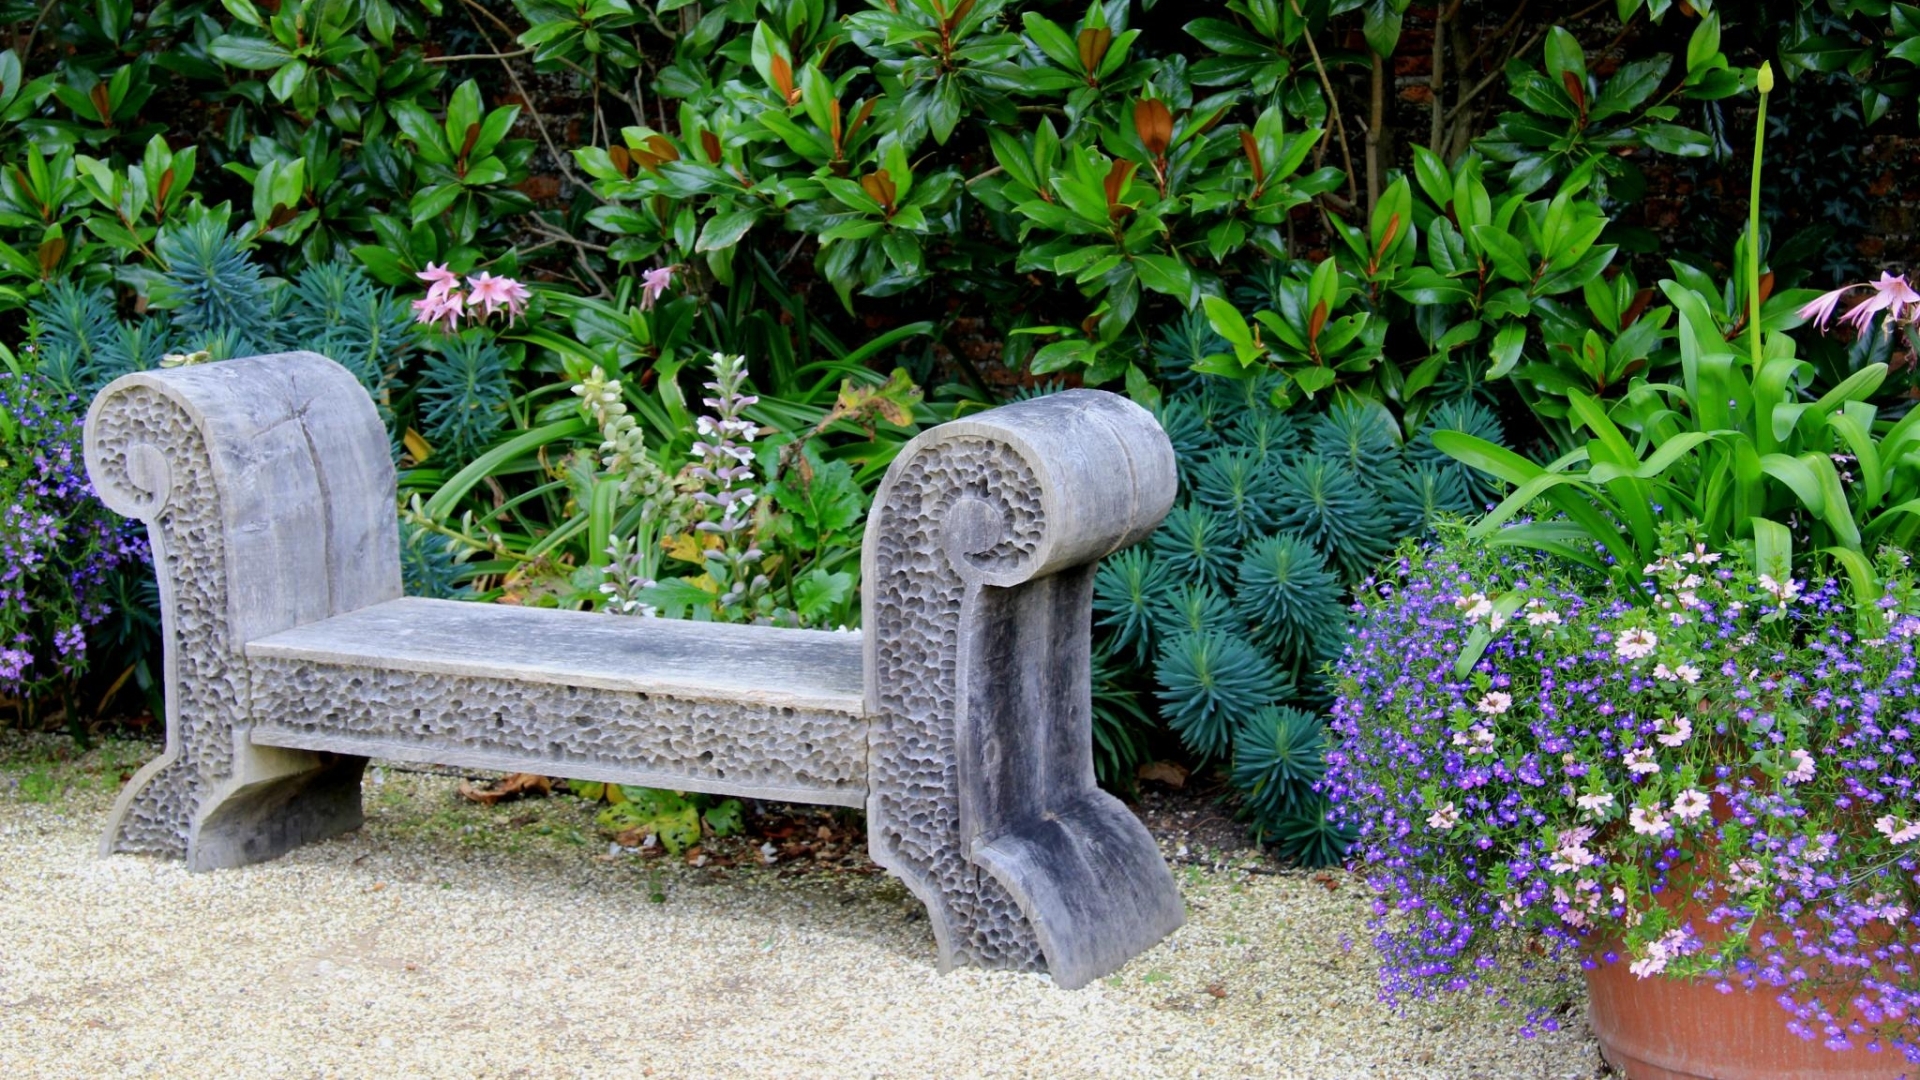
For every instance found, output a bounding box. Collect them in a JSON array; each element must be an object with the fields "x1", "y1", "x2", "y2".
[{"x1": 246, "y1": 597, "x2": 868, "y2": 807}]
